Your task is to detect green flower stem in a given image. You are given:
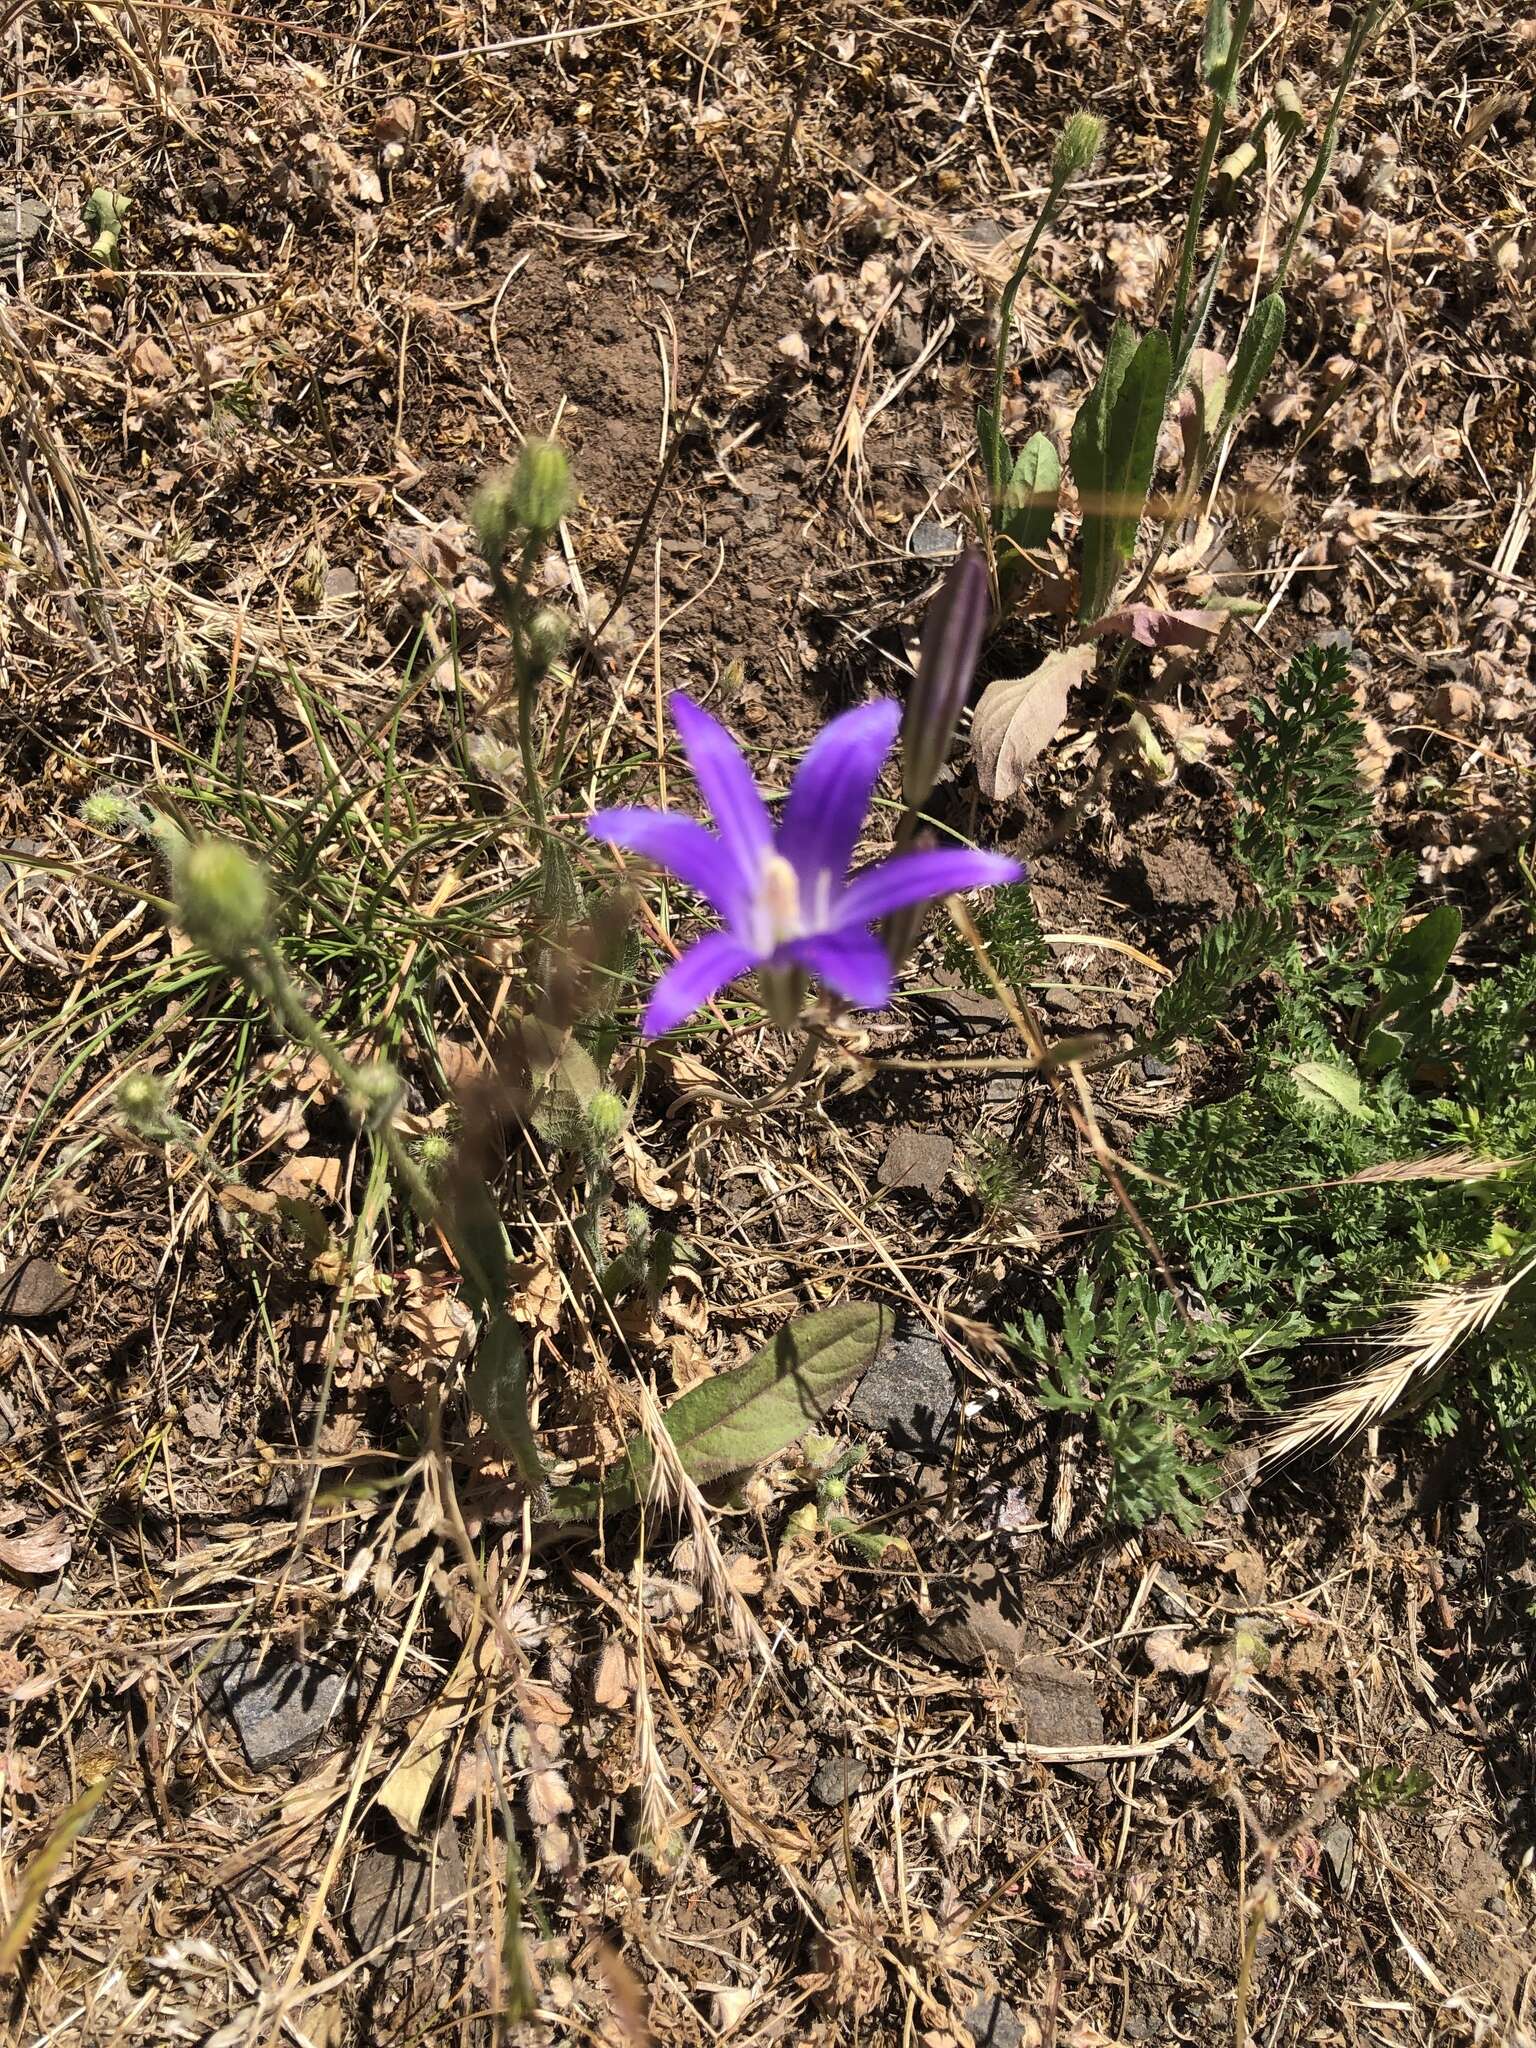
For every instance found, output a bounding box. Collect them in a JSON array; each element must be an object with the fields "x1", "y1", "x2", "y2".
[
  {"x1": 987, "y1": 178, "x2": 1072, "y2": 508},
  {"x1": 1167, "y1": 0, "x2": 1257, "y2": 363},
  {"x1": 1275, "y1": 0, "x2": 1384, "y2": 289}
]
